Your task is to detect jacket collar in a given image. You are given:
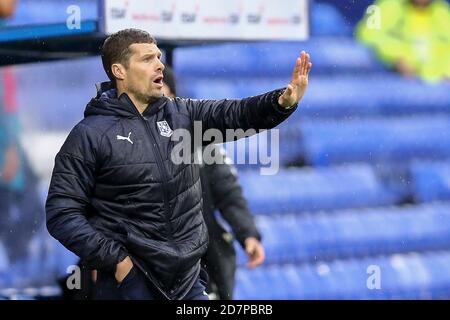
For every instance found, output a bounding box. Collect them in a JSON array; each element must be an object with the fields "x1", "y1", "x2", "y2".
[{"x1": 94, "y1": 81, "x2": 168, "y2": 117}]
